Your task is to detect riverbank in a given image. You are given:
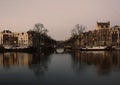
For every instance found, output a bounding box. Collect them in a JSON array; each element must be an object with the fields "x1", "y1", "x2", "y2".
[
  {"x1": 0, "y1": 45, "x2": 56, "y2": 53},
  {"x1": 0, "y1": 47, "x2": 37, "y2": 53}
]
